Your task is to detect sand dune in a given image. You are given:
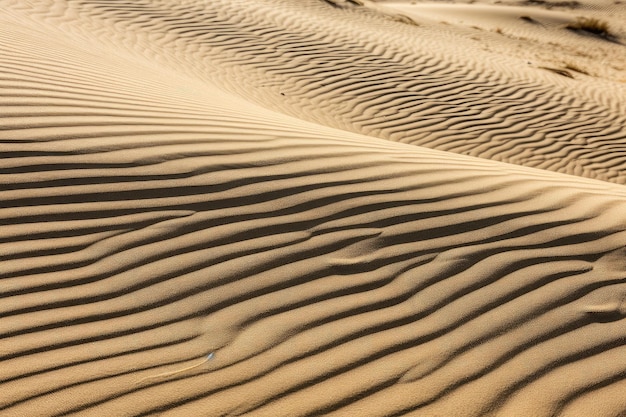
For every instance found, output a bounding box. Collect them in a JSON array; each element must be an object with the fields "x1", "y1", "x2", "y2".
[{"x1": 1, "y1": 0, "x2": 626, "y2": 416}]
